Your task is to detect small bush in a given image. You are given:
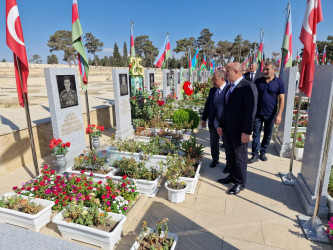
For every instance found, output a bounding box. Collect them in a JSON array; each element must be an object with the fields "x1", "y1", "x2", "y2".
[
  {"x1": 185, "y1": 109, "x2": 199, "y2": 129},
  {"x1": 172, "y1": 109, "x2": 189, "y2": 127}
]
